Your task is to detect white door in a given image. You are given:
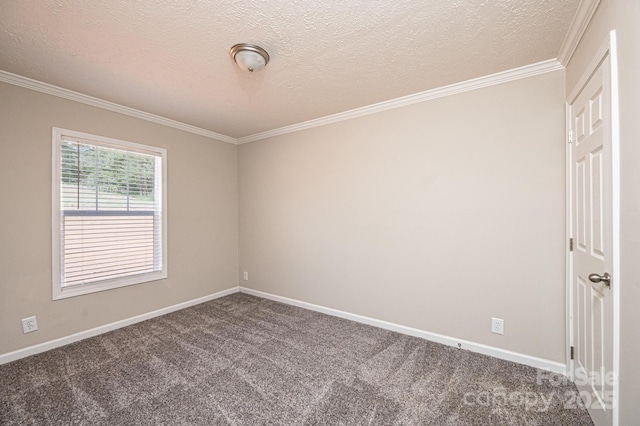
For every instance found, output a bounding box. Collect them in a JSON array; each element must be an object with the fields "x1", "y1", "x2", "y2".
[{"x1": 569, "y1": 52, "x2": 614, "y2": 426}]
